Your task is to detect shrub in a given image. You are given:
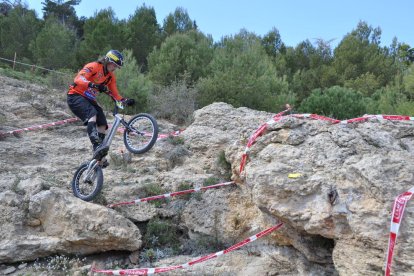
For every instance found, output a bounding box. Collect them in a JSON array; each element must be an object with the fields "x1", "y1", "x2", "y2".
[
  {"x1": 299, "y1": 86, "x2": 367, "y2": 119},
  {"x1": 144, "y1": 218, "x2": 181, "y2": 250},
  {"x1": 149, "y1": 77, "x2": 197, "y2": 125}
]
